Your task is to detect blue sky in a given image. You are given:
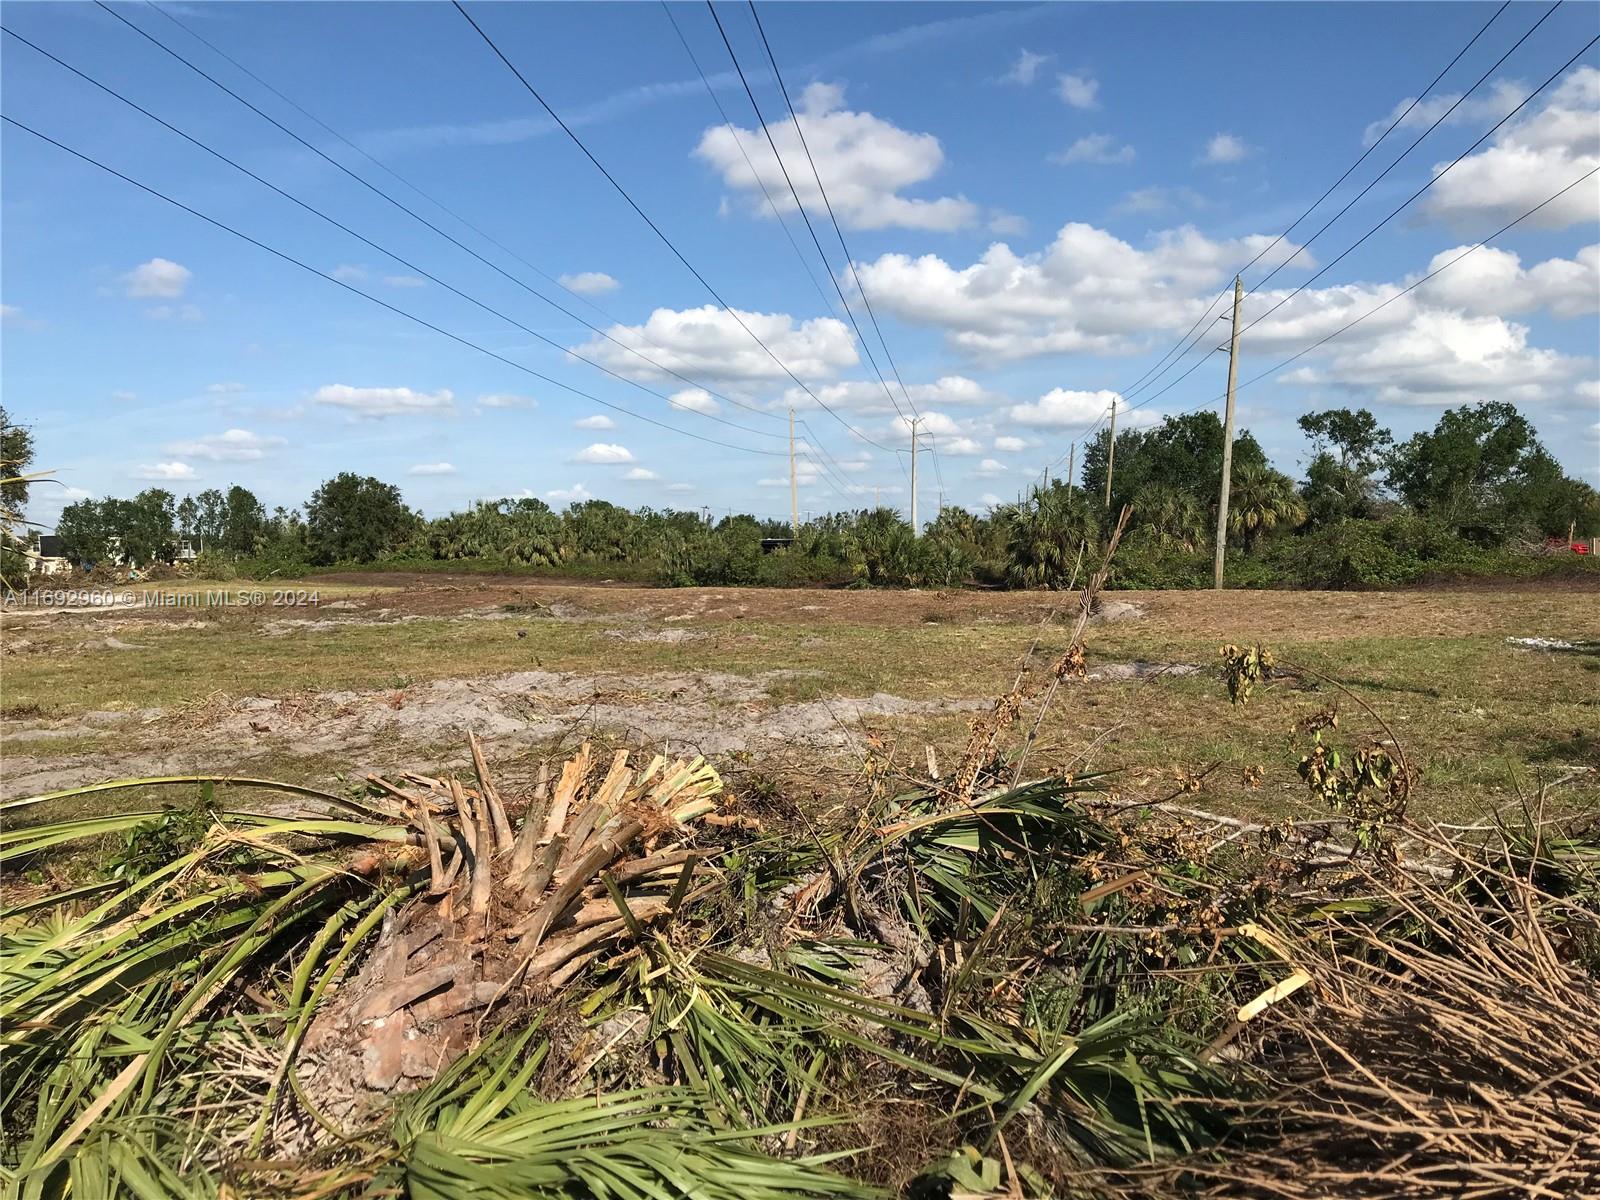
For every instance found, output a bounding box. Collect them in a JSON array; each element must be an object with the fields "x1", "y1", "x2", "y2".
[{"x1": 3, "y1": 0, "x2": 1597, "y2": 528}]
